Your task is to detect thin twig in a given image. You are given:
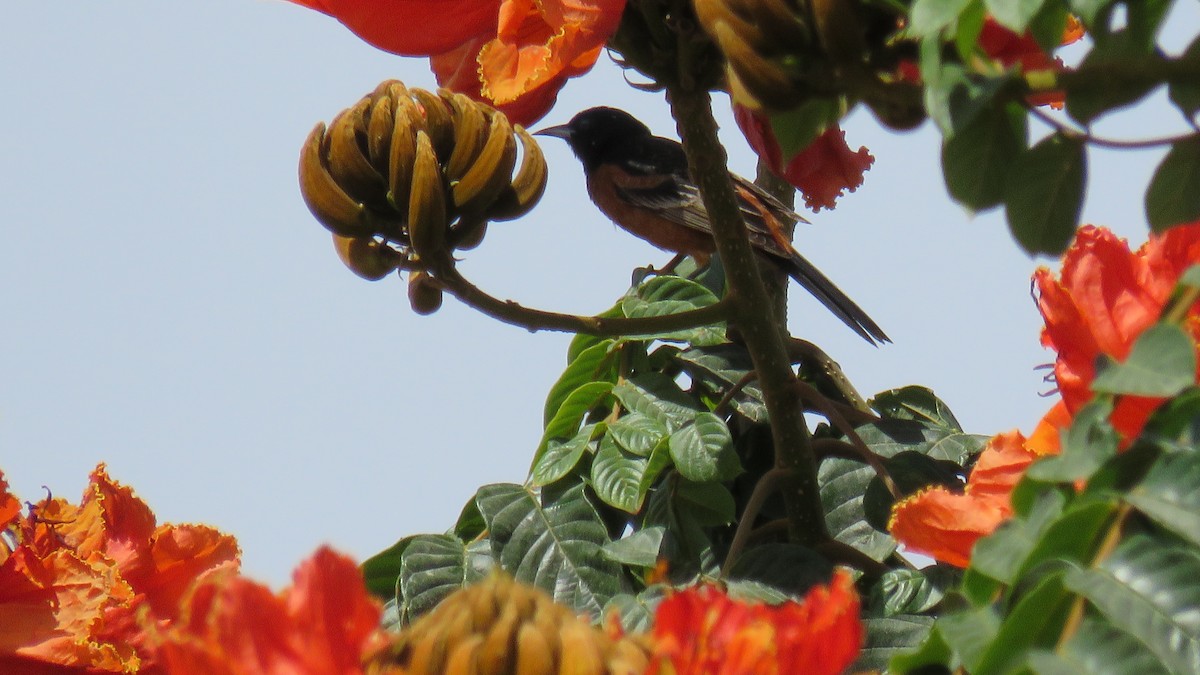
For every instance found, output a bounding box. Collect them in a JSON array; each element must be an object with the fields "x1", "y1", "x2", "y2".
[
  {"x1": 1027, "y1": 105, "x2": 1200, "y2": 149},
  {"x1": 797, "y1": 380, "x2": 899, "y2": 500},
  {"x1": 815, "y1": 539, "x2": 891, "y2": 579},
  {"x1": 721, "y1": 467, "x2": 795, "y2": 576}
]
